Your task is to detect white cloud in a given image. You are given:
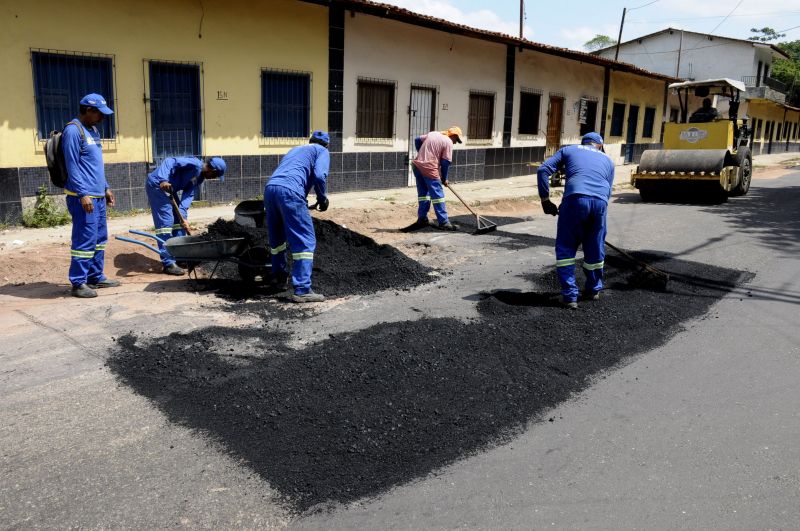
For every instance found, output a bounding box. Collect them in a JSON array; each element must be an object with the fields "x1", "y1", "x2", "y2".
[{"x1": 379, "y1": 0, "x2": 534, "y2": 38}]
